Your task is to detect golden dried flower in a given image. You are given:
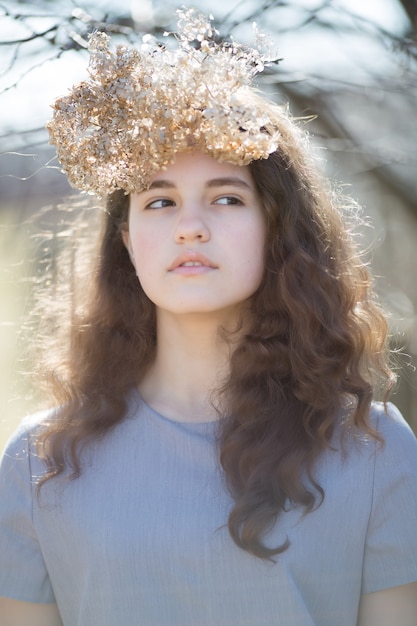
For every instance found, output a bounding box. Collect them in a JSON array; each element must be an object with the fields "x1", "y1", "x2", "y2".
[{"x1": 46, "y1": 8, "x2": 280, "y2": 196}]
